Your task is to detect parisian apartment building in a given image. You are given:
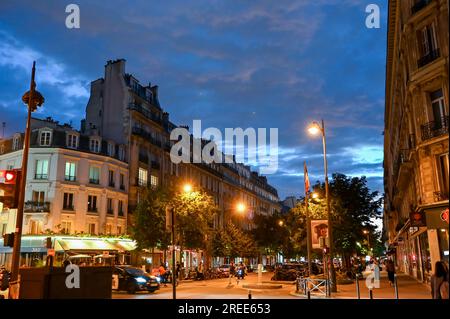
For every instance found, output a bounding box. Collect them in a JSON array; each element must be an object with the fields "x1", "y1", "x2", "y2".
[
  {"x1": 383, "y1": 0, "x2": 448, "y2": 284},
  {"x1": 0, "y1": 117, "x2": 129, "y2": 237},
  {"x1": 83, "y1": 58, "x2": 281, "y2": 230}
]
